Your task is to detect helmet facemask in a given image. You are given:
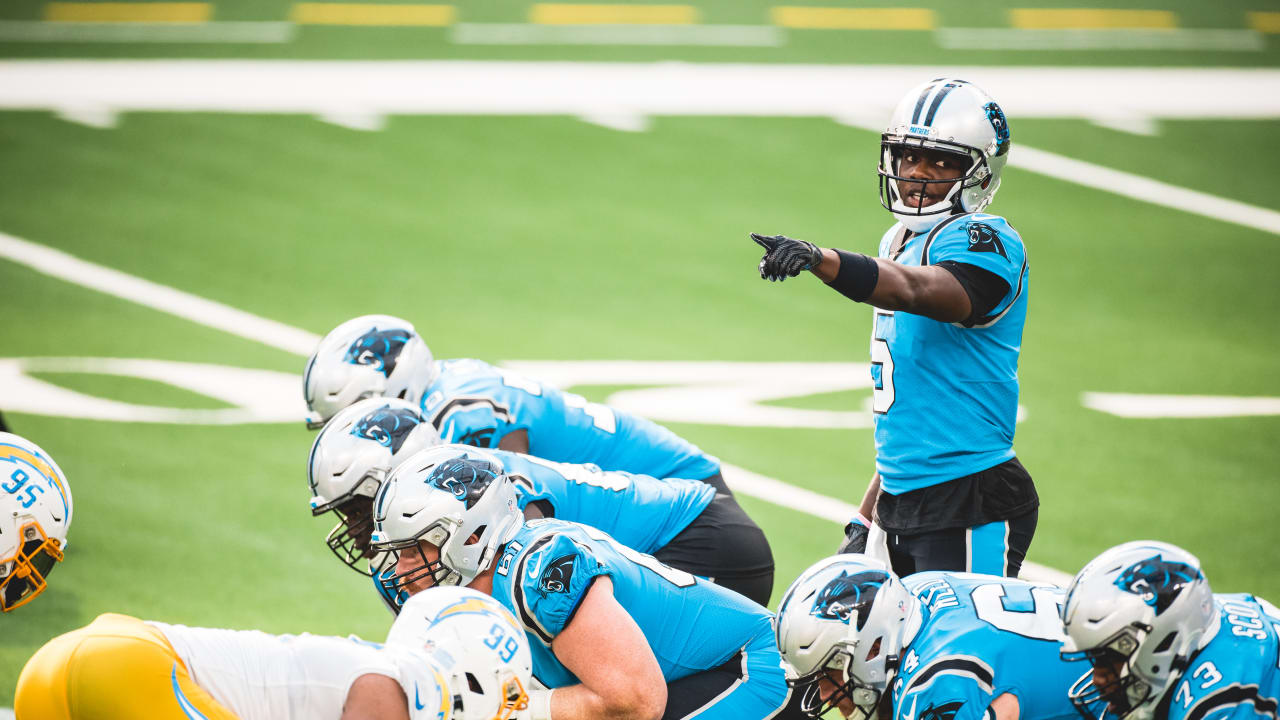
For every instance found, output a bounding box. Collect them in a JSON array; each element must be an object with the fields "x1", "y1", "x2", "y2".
[
  {"x1": 878, "y1": 135, "x2": 988, "y2": 233},
  {"x1": 378, "y1": 520, "x2": 467, "y2": 602},
  {"x1": 322, "y1": 494, "x2": 381, "y2": 575},
  {"x1": 1063, "y1": 630, "x2": 1153, "y2": 720},
  {"x1": 791, "y1": 643, "x2": 892, "y2": 720},
  {"x1": 0, "y1": 520, "x2": 65, "y2": 612}
]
